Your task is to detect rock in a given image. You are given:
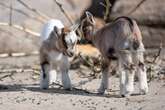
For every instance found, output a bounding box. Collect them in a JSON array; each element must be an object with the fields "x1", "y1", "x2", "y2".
[
  {"x1": 110, "y1": 0, "x2": 165, "y2": 48},
  {"x1": 0, "y1": 26, "x2": 40, "y2": 54}
]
